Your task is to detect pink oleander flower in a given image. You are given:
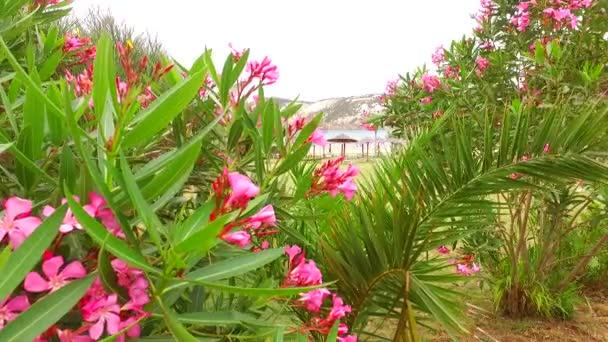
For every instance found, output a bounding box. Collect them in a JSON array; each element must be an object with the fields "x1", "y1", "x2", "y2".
[
  {"x1": 57, "y1": 329, "x2": 93, "y2": 342},
  {"x1": 338, "y1": 335, "x2": 358, "y2": 342},
  {"x1": 137, "y1": 86, "x2": 155, "y2": 108},
  {"x1": 472, "y1": 263, "x2": 481, "y2": 273},
  {"x1": 0, "y1": 197, "x2": 42, "y2": 248},
  {"x1": 480, "y1": 41, "x2": 494, "y2": 51},
  {"x1": 309, "y1": 129, "x2": 326, "y2": 146},
  {"x1": 544, "y1": 8, "x2": 578, "y2": 29},
  {"x1": 420, "y1": 96, "x2": 432, "y2": 104},
  {"x1": 63, "y1": 34, "x2": 90, "y2": 52},
  {"x1": 226, "y1": 172, "x2": 260, "y2": 208},
  {"x1": 223, "y1": 230, "x2": 251, "y2": 247},
  {"x1": 385, "y1": 79, "x2": 399, "y2": 97},
  {"x1": 543, "y1": 143, "x2": 550, "y2": 153},
  {"x1": 511, "y1": 2, "x2": 534, "y2": 32},
  {"x1": 0, "y1": 295, "x2": 29, "y2": 329},
  {"x1": 421, "y1": 74, "x2": 441, "y2": 93},
  {"x1": 244, "y1": 205, "x2": 276, "y2": 230},
  {"x1": 247, "y1": 56, "x2": 279, "y2": 86},
  {"x1": 437, "y1": 246, "x2": 450, "y2": 254},
  {"x1": 24, "y1": 256, "x2": 86, "y2": 293},
  {"x1": 444, "y1": 65, "x2": 460, "y2": 79},
  {"x1": 569, "y1": 0, "x2": 592, "y2": 9},
  {"x1": 328, "y1": 295, "x2": 351, "y2": 321},
  {"x1": 475, "y1": 56, "x2": 489, "y2": 76},
  {"x1": 477, "y1": 0, "x2": 496, "y2": 22},
  {"x1": 228, "y1": 43, "x2": 245, "y2": 62},
  {"x1": 456, "y1": 263, "x2": 472, "y2": 275},
  {"x1": 285, "y1": 245, "x2": 302, "y2": 264},
  {"x1": 42, "y1": 197, "x2": 87, "y2": 234},
  {"x1": 336, "y1": 179, "x2": 357, "y2": 201},
  {"x1": 287, "y1": 259, "x2": 323, "y2": 286},
  {"x1": 111, "y1": 259, "x2": 144, "y2": 289},
  {"x1": 115, "y1": 317, "x2": 142, "y2": 342},
  {"x1": 83, "y1": 294, "x2": 121, "y2": 340},
  {"x1": 260, "y1": 240, "x2": 270, "y2": 249},
  {"x1": 431, "y1": 46, "x2": 445, "y2": 66},
  {"x1": 299, "y1": 288, "x2": 331, "y2": 312},
  {"x1": 124, "y1": 277, "x2": 150, "y2": 311},
  {"x1": 84, "y1": 193, "x2": 123, "y2": 238}
]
